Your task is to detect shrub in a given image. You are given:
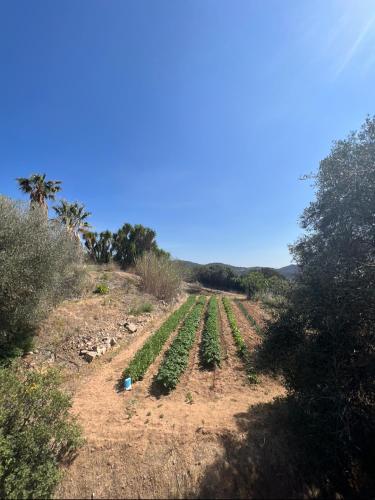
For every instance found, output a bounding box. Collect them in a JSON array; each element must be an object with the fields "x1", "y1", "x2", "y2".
[
  {"x1": 0, "y1": 197, "x2": 86, "y2": 360},
  {"x1": 156, "y1": 296, "x2": 206, "y2": 391},
  {"x1": 94, "y1": 283, "x2": 109, "y2": 294},
  {"x1": 0, "y1": 365, "x2": 83, "y2": 499},
  {"x1": 222, "y1": 297, "x2": 257, "y2": 383},
  {"x1": 129, "y1": 302, "x2": 153, "y2": 315},
  {"x1": 201, "y1": 296, "x2": 221, "y2": 368},
  {"x1": 135, "y1": 251, "x2": 182, "y2": 301},
  {"x1": 257, "y1": 117, "x2": 375, "y2": 495},
  {"x1": 123, "y1": 295, "x2": 196, "y2": 382}
]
